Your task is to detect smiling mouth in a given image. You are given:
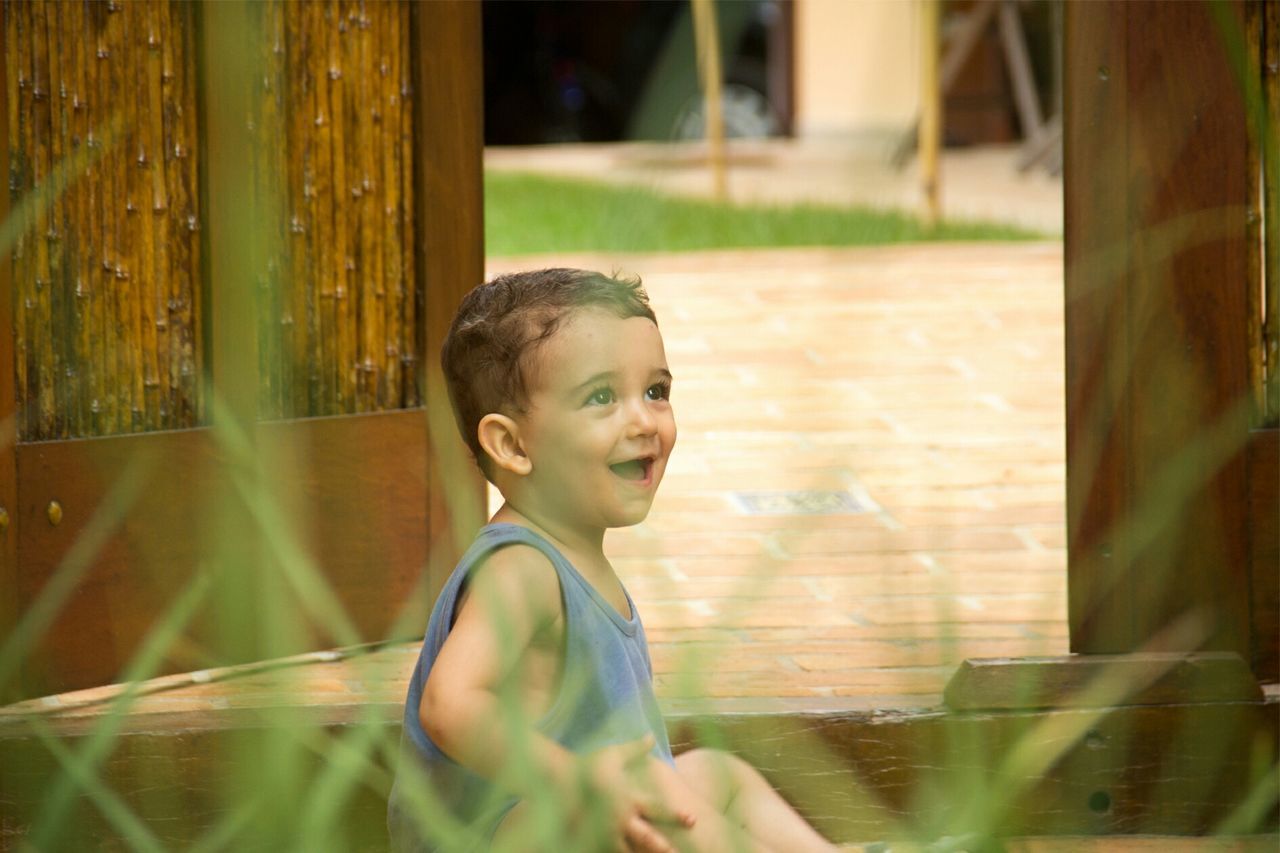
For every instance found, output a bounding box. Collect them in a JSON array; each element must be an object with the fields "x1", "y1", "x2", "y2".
[{"x1": 609, "y1": 457, "x2": 653, "y2": 481}]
